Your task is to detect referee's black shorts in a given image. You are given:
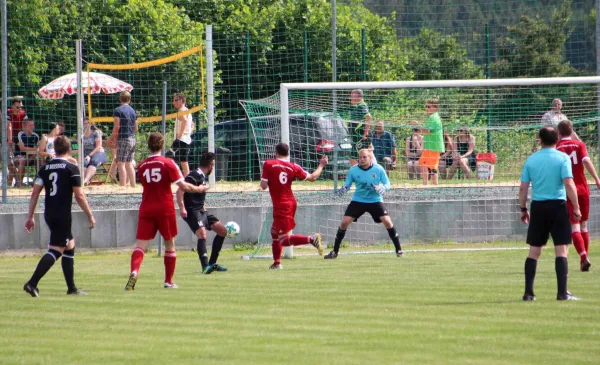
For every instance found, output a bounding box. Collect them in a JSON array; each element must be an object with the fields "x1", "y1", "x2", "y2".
[
  {"x1": 526, "y1": 200, "x2": 572, "y2": 247},
  {"x1": 184, "y1": 209, "x2": 219, "y2": 233},
  {"x1": 344, "y1": 201, "x2": 388, "y2": 223},
  {"x1": 44, "y1": 215, "x2": 73, "y2": 247}
]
